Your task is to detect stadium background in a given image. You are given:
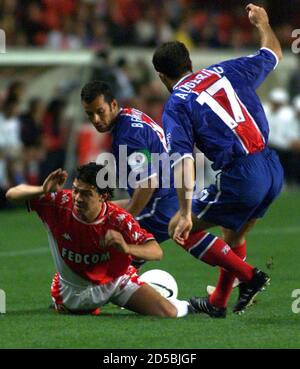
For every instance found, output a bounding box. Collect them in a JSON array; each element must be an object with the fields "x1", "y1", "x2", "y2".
[{"x1": 0, "y1": 0, "x2": 300, "y2": 349}]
